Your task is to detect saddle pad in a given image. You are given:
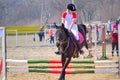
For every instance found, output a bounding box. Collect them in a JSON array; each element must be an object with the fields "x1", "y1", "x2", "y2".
[{"x1": 78, "y1": 32, "x2": 84, "y2": 43}]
